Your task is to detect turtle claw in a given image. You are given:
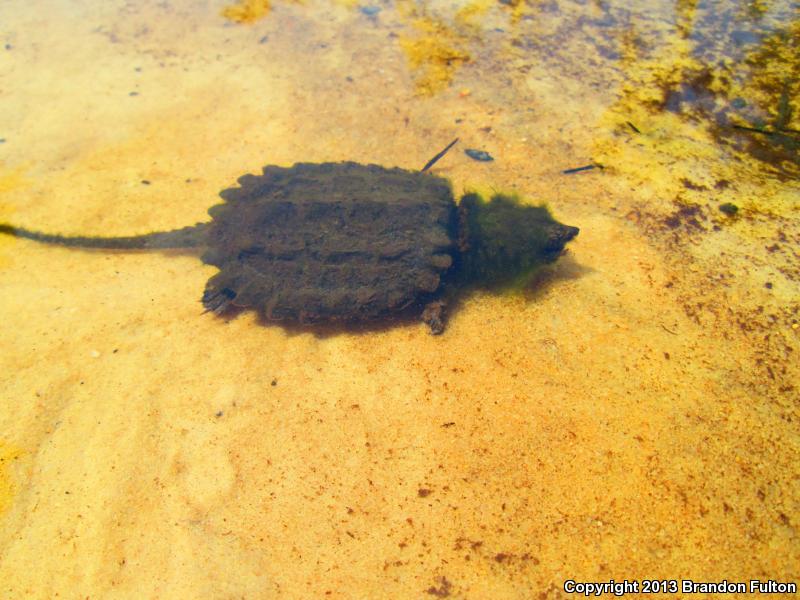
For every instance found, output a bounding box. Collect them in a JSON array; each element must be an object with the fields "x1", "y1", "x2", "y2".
[
  {"x1": 202, "y1": 287, "x2": 237, "y2": 315},
  {"x1": 421, "y1": 300, "x2": 446, "y2": 335}
]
